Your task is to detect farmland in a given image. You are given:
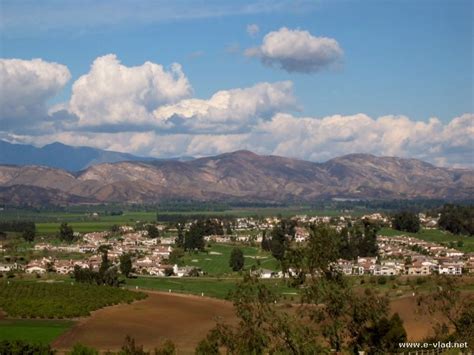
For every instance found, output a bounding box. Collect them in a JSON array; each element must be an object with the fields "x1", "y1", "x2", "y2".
[
  {"x1": 0, "y1": 281, "x2": 146, "y2": 318},
  {"x1": 0, "y1": 319, "x2": 73, "y2": 344}
]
